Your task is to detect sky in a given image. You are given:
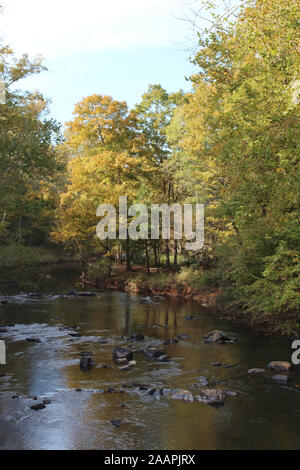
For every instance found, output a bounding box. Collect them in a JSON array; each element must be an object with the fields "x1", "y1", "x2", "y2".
[{"x1": 0, "y1": 0, "x2": 200, "y2": 125}]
